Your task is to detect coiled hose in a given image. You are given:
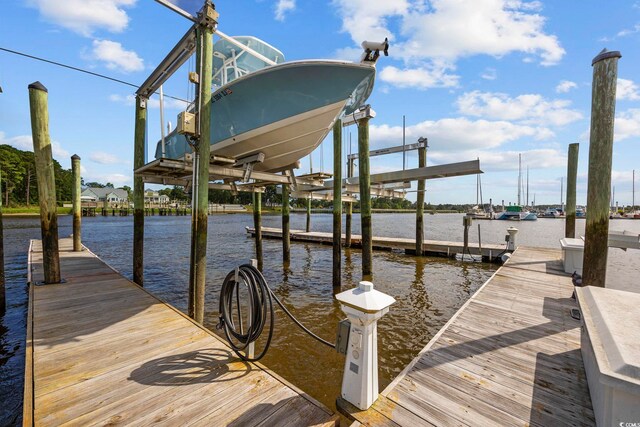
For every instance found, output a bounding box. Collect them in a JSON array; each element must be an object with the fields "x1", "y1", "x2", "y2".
[{"x1": 217, "y1": 264, "x2": 335, "y2": 362}]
